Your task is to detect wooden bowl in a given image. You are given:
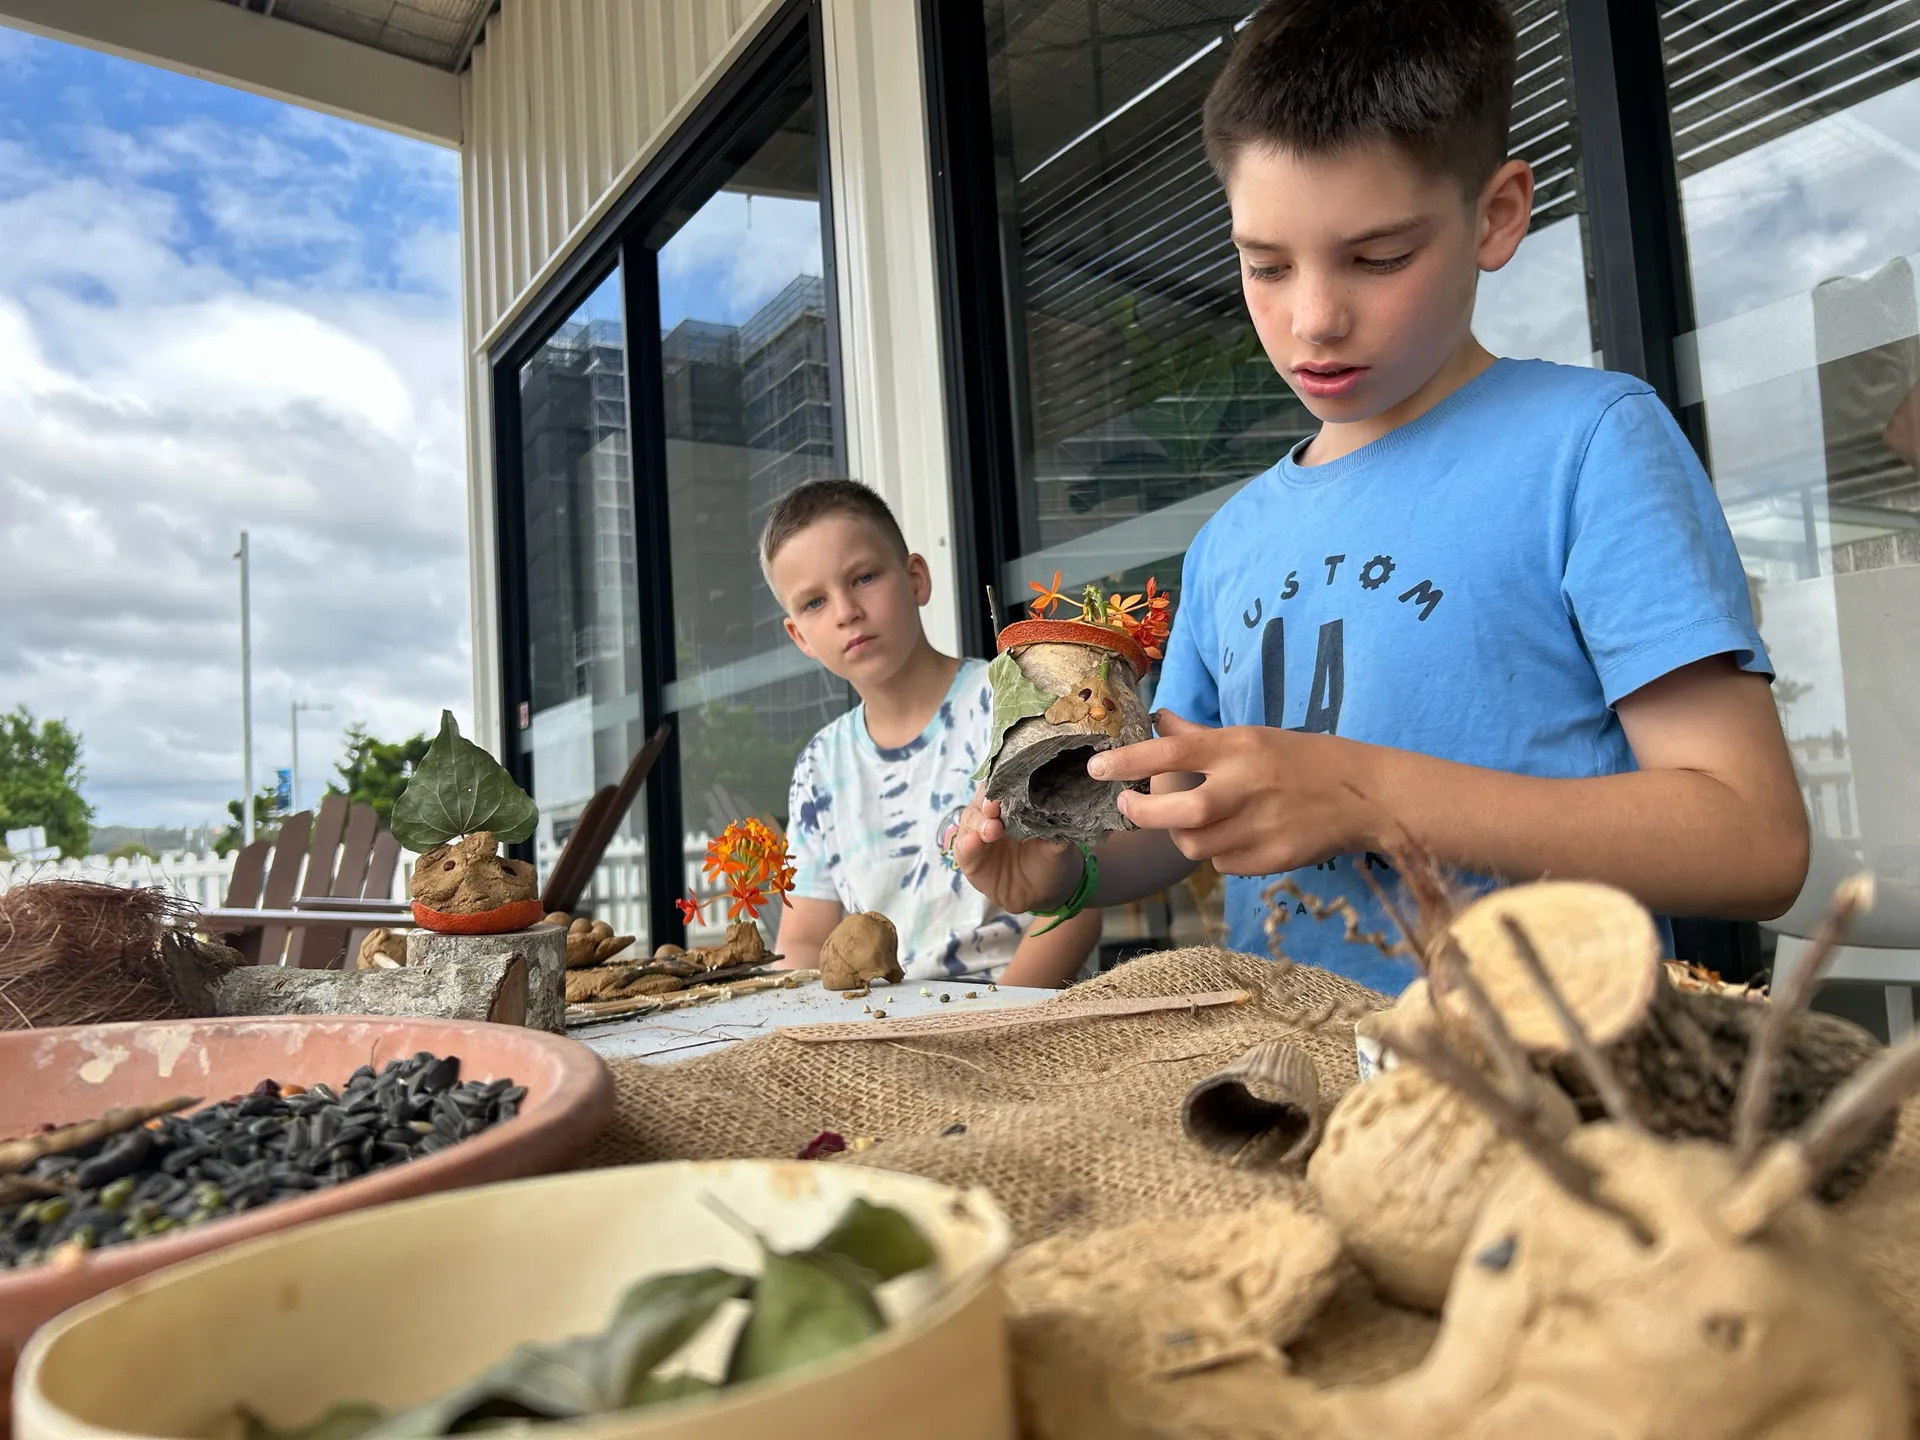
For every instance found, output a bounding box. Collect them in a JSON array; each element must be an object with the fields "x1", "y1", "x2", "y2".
[
  {"x1": 16, "y1": 1162, "x2": 1016, "y2": 1440},
  {"x1": 0, "y1": 1016, "x2": 611, "y2": 1430},
  {"x1": 995, "y1": 618, "x2": 1149, "y2": 680}
]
